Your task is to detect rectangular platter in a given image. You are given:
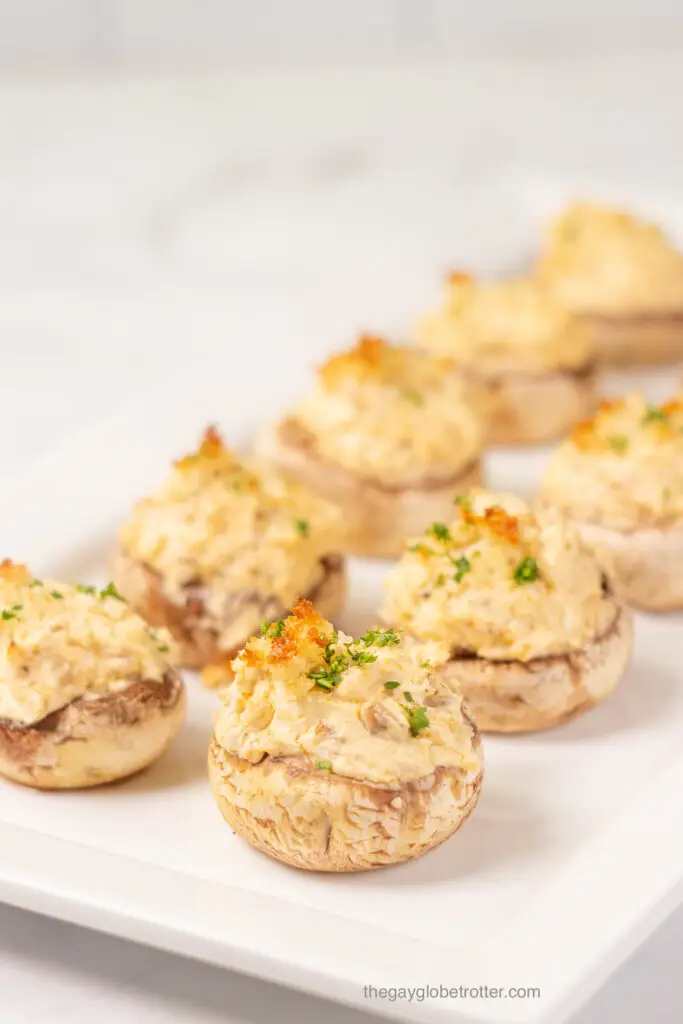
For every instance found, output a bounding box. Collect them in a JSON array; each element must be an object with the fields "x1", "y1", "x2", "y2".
[{"x1": 0, "y1": 353, "x2": 682, "y2": 1024}]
